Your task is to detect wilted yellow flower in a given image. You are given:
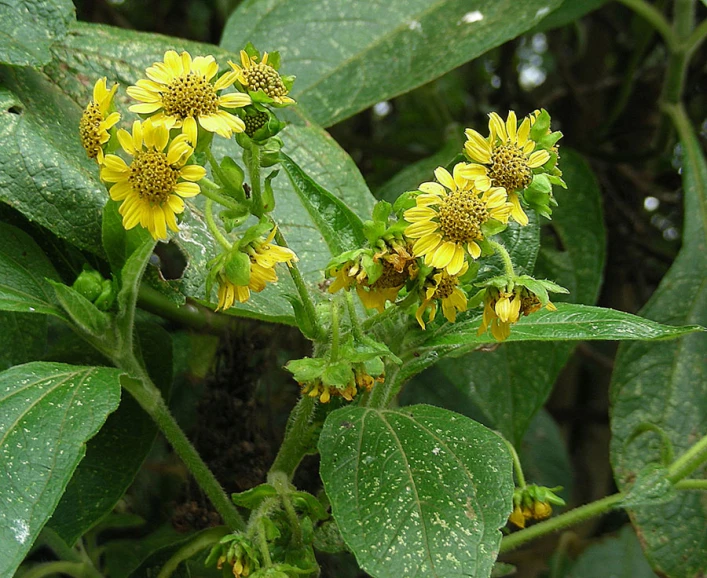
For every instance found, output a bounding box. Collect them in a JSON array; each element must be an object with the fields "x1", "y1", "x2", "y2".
[
  {"x1": 100, "y1": 120, "x2": 205, "y2": 240},
  {"x1": 228, "y1": 50, "x2": 295, "y2": 105},
  {"x1": 404, "y1": 164, "x2": 511, "y2": 275},
  {"x1": 79, "y1": 78, "x2": 120, "y2": 163},
  {"x1": 415, "y1": 263, "x2": 469, "y2": 330},
  {"x1": 216, "y1": 228, "x2": 297, "y2": 309},
  {"x1": 464, "y1": 111, "x2": 551, "y2": 226},
  {"x1": 327, "y1": 243, "x2": 417, "y2": 312},
  {"x1": 478, "y1": 286, "x2": 558, "y2": 341},
  {"x1": 127, "y1": 50, "x2": 251, "y2": 143}
]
